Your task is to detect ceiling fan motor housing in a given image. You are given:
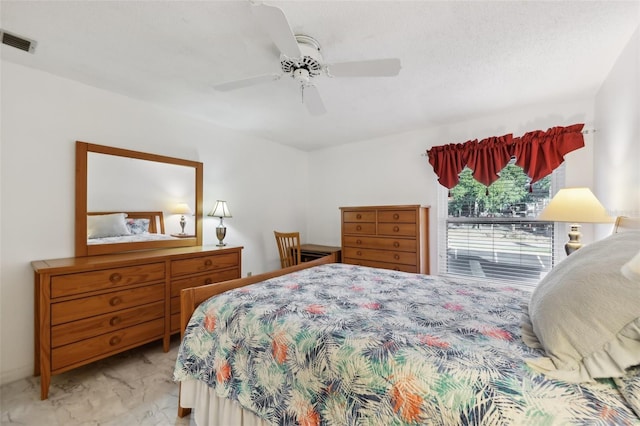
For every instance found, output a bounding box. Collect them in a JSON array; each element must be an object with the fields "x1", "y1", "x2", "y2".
[{"x1": 281, "y1": 35, "x2": 323, "y2": 80}]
